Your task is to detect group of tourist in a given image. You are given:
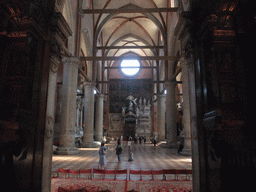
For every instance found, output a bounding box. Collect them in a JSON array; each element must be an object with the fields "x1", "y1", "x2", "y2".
[
  {"x1": 98, "y1": 138, "x2": 135, "y2": 169},
  {"x1": 134, "y1": 136, "x2": 146, "y2": 144}
]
